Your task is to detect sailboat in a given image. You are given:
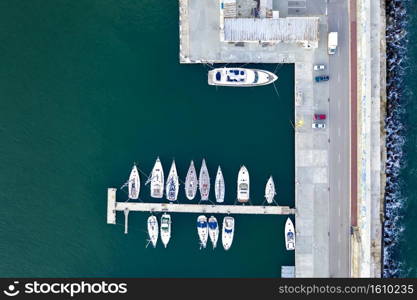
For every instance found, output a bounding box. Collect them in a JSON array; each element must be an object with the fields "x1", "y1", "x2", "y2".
[
  {"x1": 215, "y1": 166, "x2": 225, "y2": 203},
  {"x1": 237, "y1": 166, "x2": 249, "y2": 203},
  {"x1": 185, "y1": 161, "x2": 198, "y2": 200},
  {"x1": 166, "y1": 160, "x2": 179, "y2": 201},
  {"x1": 199, "y1": 159, "x2": 210, "y2": 200},
  {"x1": 147, "y1": 215, "x2": 158, "y2": 248},
  {"x1": 196, "y1": 215, "x2": 208, "y2": 249},
  {"x1": 128, "y1": 164, "x2": 140, "y2": 200},
  {"x1": 285, "y1": 218, "x2": 295, "y2": 251},
  {"x1": 150, "y1": 157, "x2": 164, "y2": 198},
  {"x1": 222, "y1": 216, "x2": 235, "y2": 251},
  {"x1": 264, "y1": 176, "x2": 276, "y2": 204},
  {"x1": 160, "y1": 213, "x2": 171, "y2": 248},
  {"x1": 208, "y1": 216, "x2": 219, "y2": 249}
]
